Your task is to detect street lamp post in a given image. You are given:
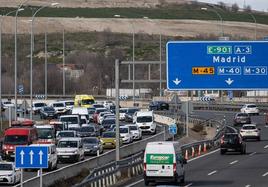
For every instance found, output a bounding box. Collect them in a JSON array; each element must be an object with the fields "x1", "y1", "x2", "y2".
[
  {"x1": 15, "y1": 0, "x2": 29, "y2": 121},
  {"x1": 114, "y1": 15, "x2": 135, "y2": 104},
  {"x1": 29, "y1": 3, "x2": 59, "y2": 120},
  {"x1": 249, "y1": 13, "x2": 257, "y2": 40},
  {"x1": 201, "y1": 7, "x2": 224, "y2": 37}
]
